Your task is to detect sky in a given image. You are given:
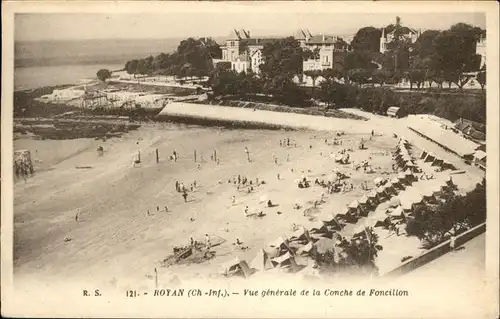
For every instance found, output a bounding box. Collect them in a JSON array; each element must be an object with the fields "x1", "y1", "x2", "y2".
[{"x1": 15, "y1": 11, "x2": 486, "y2": 42}]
